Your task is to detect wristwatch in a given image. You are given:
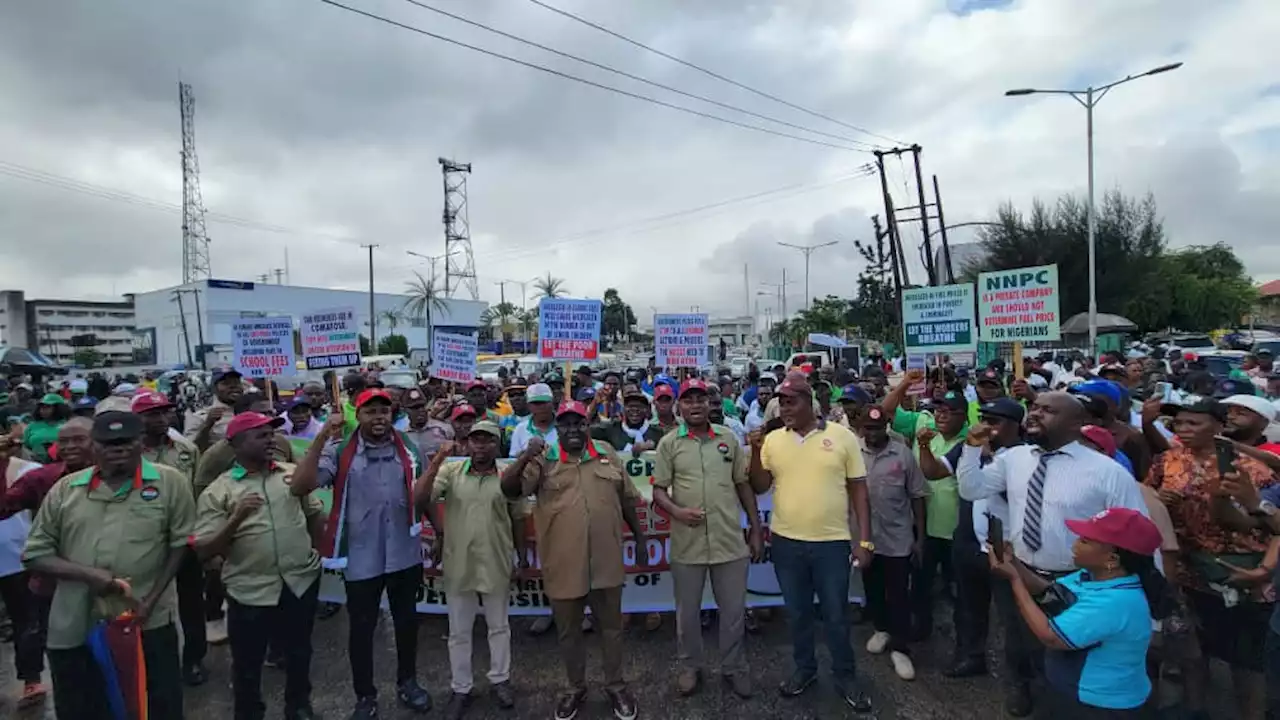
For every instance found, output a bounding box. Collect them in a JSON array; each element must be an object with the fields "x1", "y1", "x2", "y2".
[
  {"x1": 858, "y1": 540, "x2": 876, "y2": 552},
  {"x1": 1249, "y1": 500, "x2": 1278, "y2": 518}
]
